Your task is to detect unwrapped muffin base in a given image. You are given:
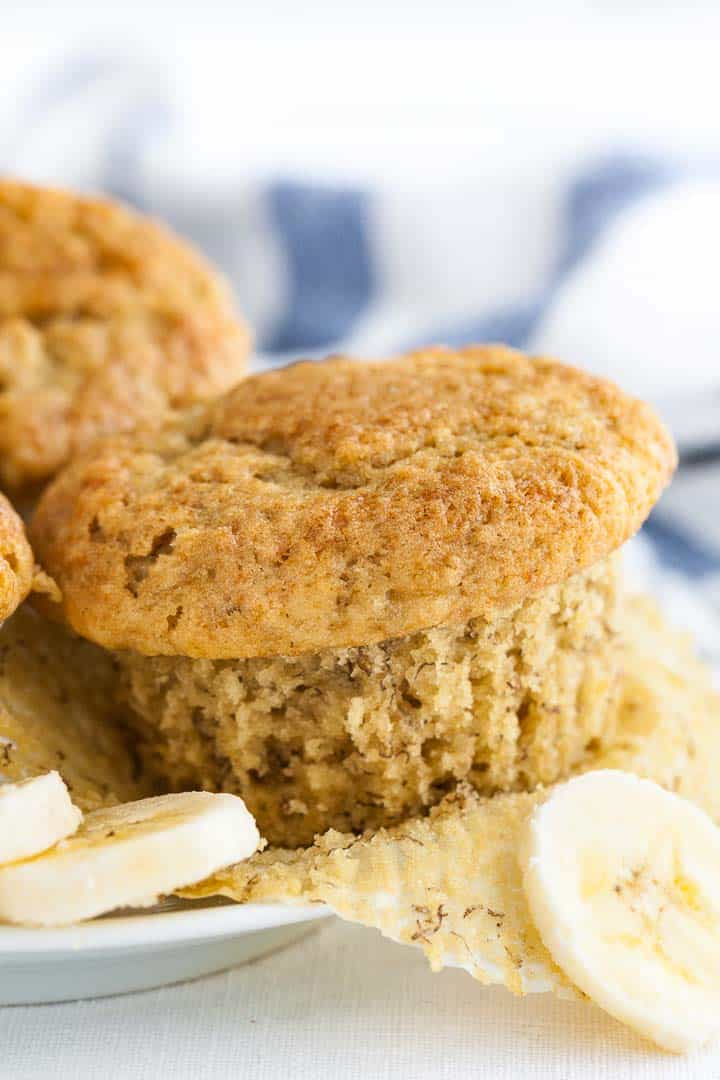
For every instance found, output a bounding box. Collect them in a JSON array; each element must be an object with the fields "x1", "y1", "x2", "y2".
[{"x1": 183, "y1": 596, "x2": 720, "y2": 998}]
